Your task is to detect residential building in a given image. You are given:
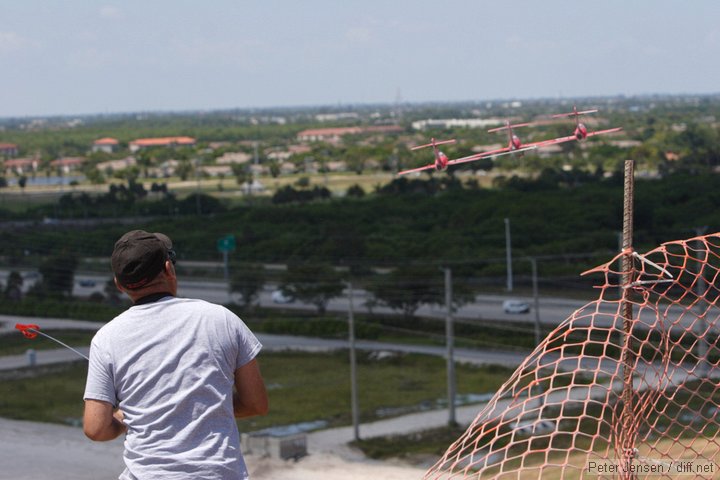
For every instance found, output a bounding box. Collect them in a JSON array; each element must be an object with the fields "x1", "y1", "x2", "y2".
[
  {"x1": 279, "y1": 162, "x2": 296, "y2": 175},
  {"x1": 216, "y1": 152, "x2": 252, "y2": 165},
  {"x1": 0, "y1": 143, "x2": 18, "y2": 157},
  {"x1": 201, "y1": 165, "x2": 232, "y2": 177},
  {"x1": 296, "y1": 126, "x2": 403, "y2": 143},
  {"x1": 609, "y1": 140, "x2": 642, "y2": 149},
  {"x1": 412, "y1": 118, "x2": 504, "y2": 131},
  {"x1": 50, "y1": 157, "x2": 86, "y2": 174},
  {"x1": 92, "y1": 137, "x2": 120, "y2": 154},
  {"x1": 97, "y1": 156, "x2": 136, "y2": 173},
  {"x1": 297, "y1": 127, "x2": 362, "y2": 143},
  {"x1": 129, "y1": 136, "x2": 196, "y2": 153},
  {"x1": 3, "y1": 157, "x2": 38, "y2": 176}
]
